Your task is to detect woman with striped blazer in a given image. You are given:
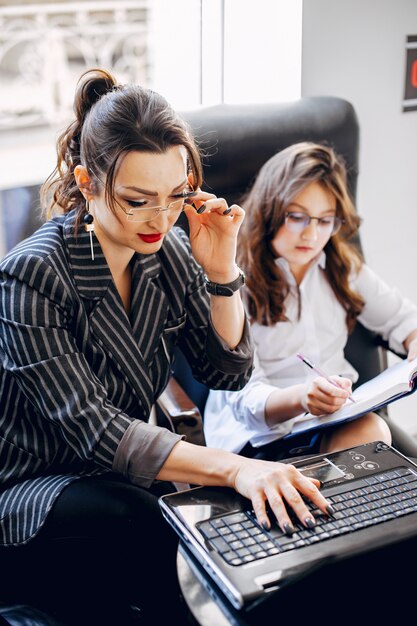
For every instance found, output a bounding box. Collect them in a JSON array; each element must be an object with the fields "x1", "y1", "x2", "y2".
[{"x1": 0, "y1": 69, "x2": 333, "y2": 625}]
